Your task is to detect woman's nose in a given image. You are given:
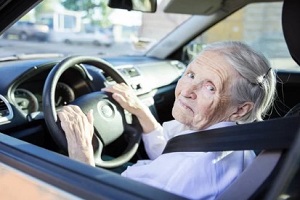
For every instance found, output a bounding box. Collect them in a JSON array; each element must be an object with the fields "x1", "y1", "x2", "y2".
[{"x1": 181, "y1": 85, "x2": 197, "y2": 100}]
